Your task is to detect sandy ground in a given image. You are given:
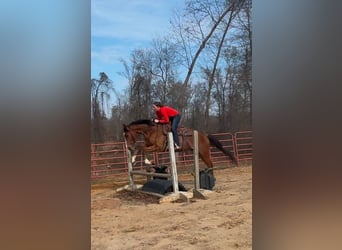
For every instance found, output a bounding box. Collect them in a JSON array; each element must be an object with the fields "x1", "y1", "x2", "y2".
[{"x1": 91, "y1": 166, "x2": 252, "y2": 250}]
